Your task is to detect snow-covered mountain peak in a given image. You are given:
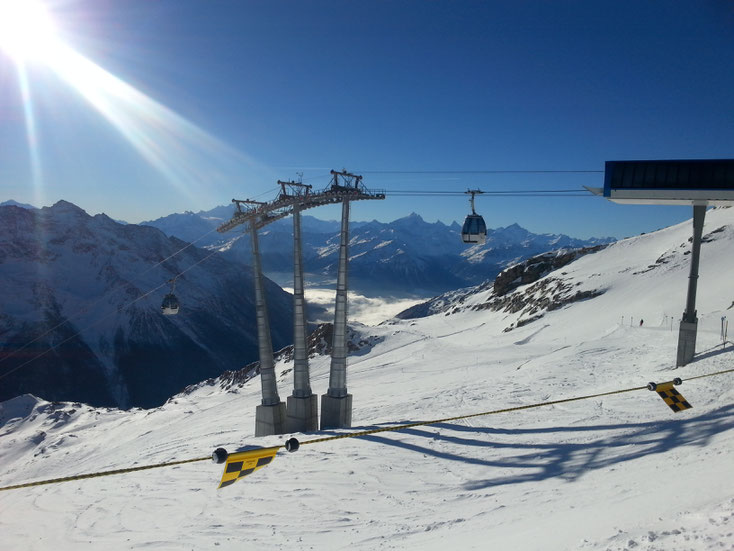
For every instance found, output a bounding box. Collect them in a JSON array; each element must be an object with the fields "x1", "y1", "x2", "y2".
[
  {"x1": 390, "y1": 211, "x2": 426, "y2": 228},
  {"x1": 45, "y1": 199, "x2": 87, "y2": 217},
  {"x1": 143, "y1": 204, "x2": 614, "y2": 295},
  {"x1": 0, "y1": 199, "x2": 37, "y2": 210}
]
